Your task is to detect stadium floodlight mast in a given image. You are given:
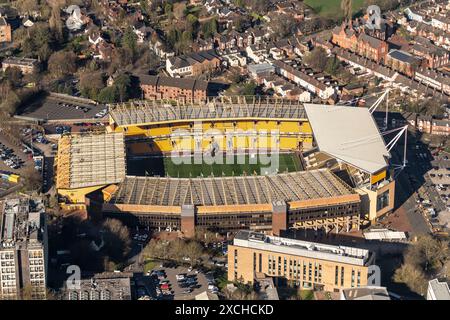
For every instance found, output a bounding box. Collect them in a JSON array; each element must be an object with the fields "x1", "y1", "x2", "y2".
[{"x1": 382, "y1": 125, "x2": 408, "y2": 176}]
